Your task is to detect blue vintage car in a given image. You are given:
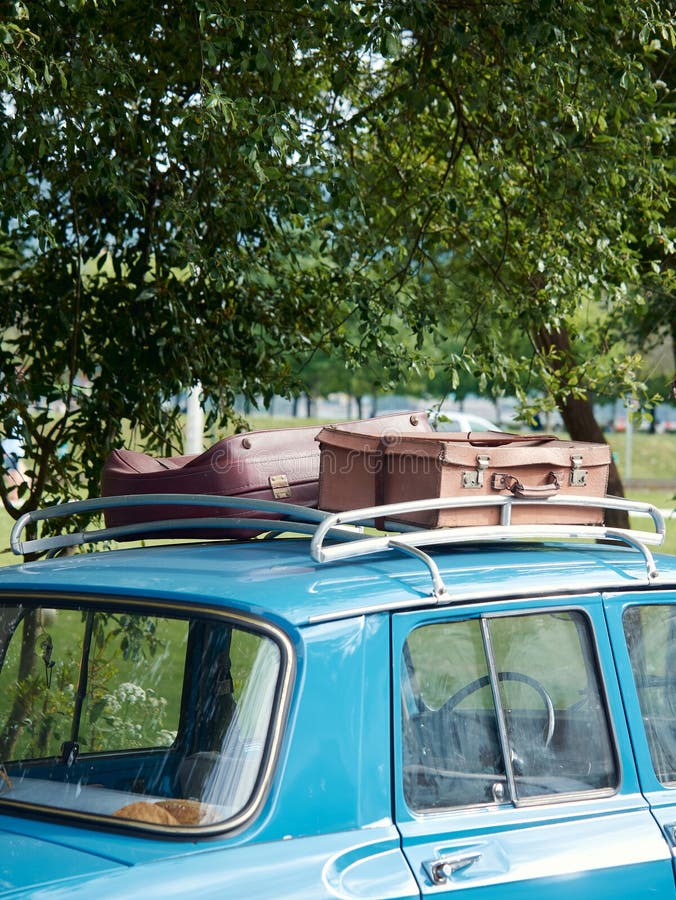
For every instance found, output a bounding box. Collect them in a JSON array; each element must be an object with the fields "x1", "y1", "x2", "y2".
[{"x1": 0, "y1": 490, "x2": 675, "y2": 898}]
